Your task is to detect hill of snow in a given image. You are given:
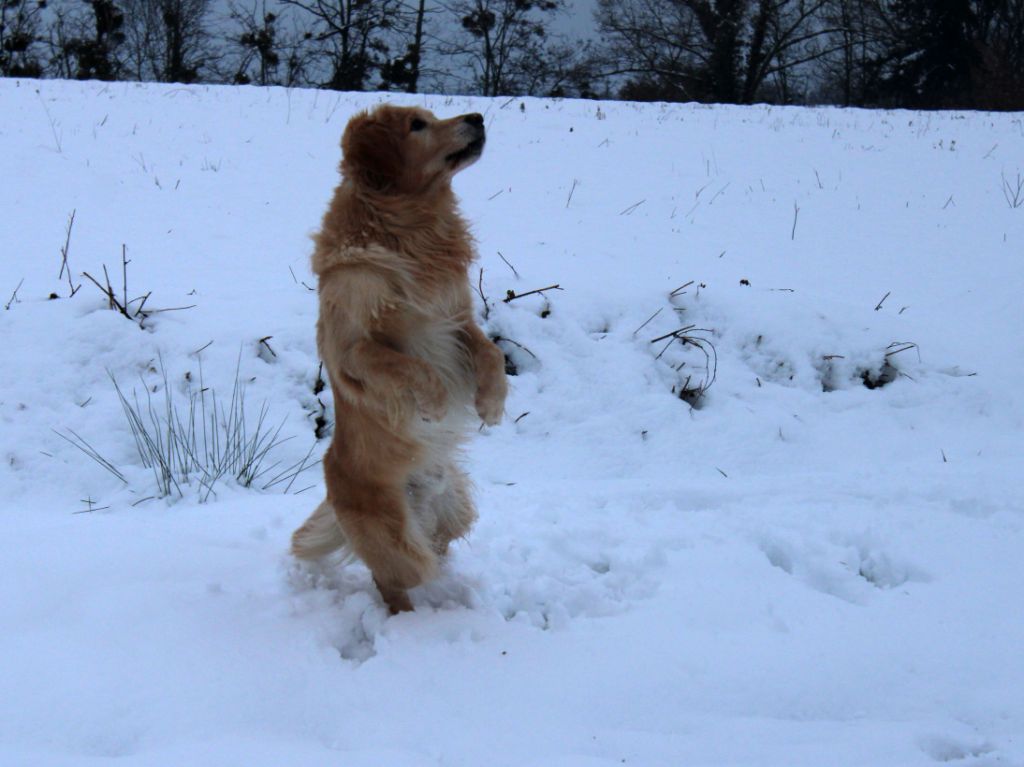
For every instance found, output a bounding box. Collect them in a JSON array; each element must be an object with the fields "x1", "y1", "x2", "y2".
[{"x1": 1, "y1": 78, "x2": 1022, "y2": 766}]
